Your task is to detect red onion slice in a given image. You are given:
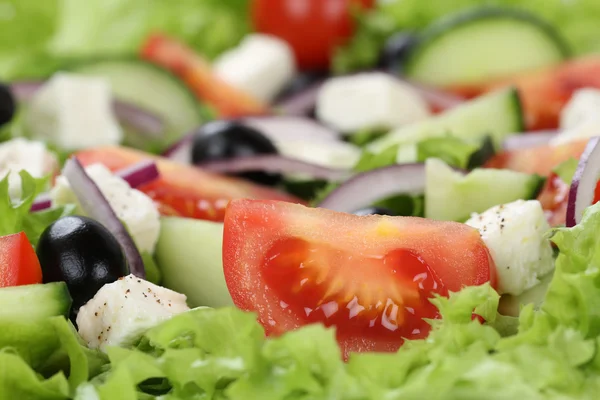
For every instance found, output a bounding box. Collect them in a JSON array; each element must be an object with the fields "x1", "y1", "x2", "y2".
[
  {"x1": 63, "y1": 157, "x2": 145, "y2": 278},
  {"x1": 112, "y1": 100, "x2": 163, "y2": 138},
  {"x1": 30, "y1": 160, "x2": 160, "y2": 212},
  {"x1": 162, "y1": 135, "x2": 192, "y2": 163},
  {"x1": 30, "y1": 193, "x2": 52, "y2": 212},
  {"x1": 163, "y1": 116, "x2": 344, "y2": 164},
  {"x1": 273, "y1": 82, "x2": 322, "y2": 116},
  {"x1": 566, "y1": 137, "x2": 600, "y2": 227},
  {"x1": 198, "y1": 155, "x2": 351, "y2": 181},
  {"x1": 244, "y1": 115, "x2": 341, "y2": 143},
  {"x1": 317, "y1": 163, "x2": 426, "y2": 213},
  {"x1": 115, "y1": 160, "x2": 160, "y2": 188},
  {"x1": 502, "y1": 131, "x2": 558, "y2": 151},
  {"x1": 10, "y1": 81, "x2": 164, "y2": 139}
]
